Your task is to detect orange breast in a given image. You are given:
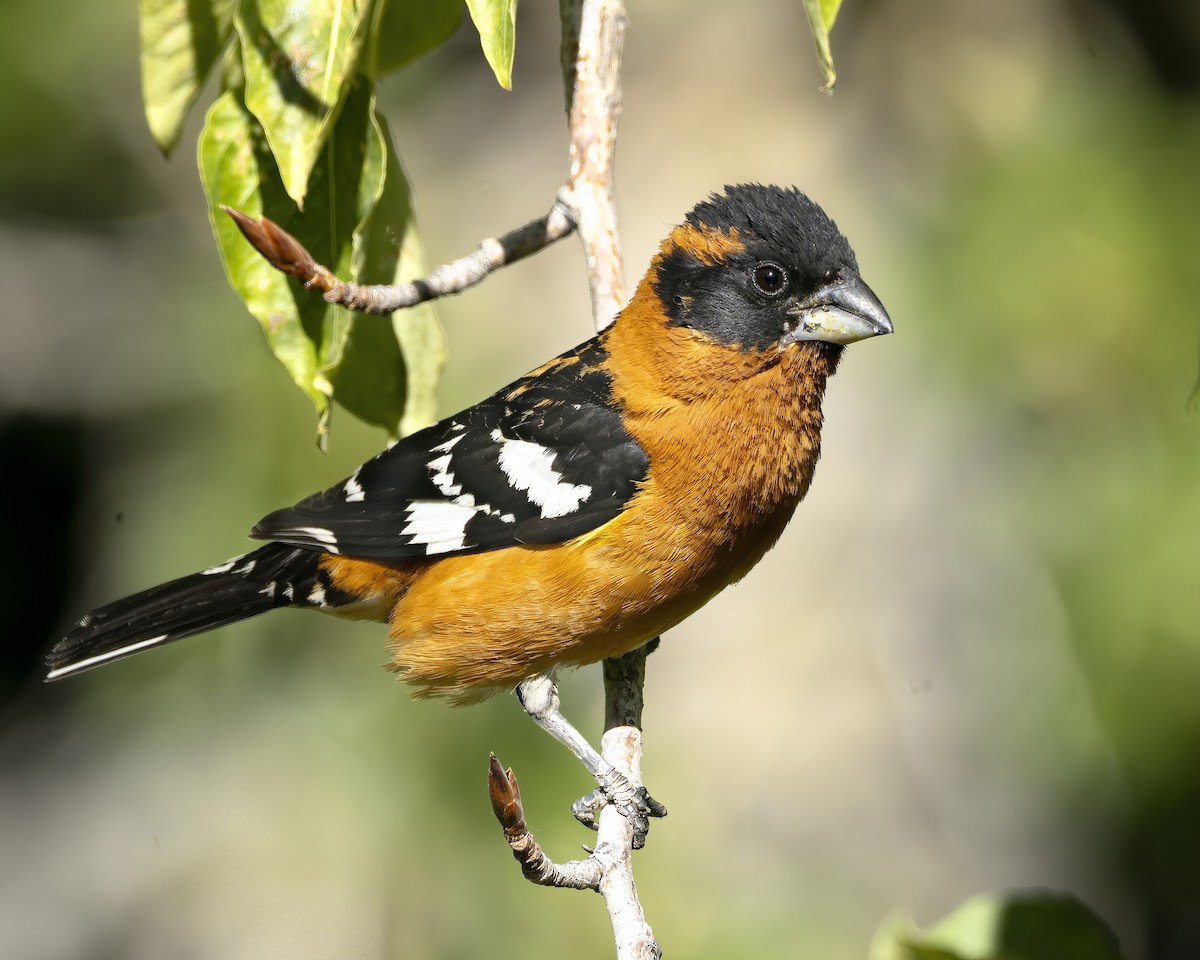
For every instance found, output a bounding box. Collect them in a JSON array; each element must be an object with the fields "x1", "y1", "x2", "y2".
[{"x1": 373, "y1": 287, "x2": 837, "y2": 704}]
